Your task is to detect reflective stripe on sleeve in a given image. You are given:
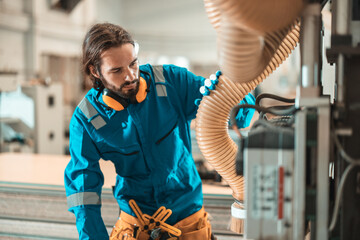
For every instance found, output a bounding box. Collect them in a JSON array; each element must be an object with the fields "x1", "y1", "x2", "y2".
[
  {"x1": 78, "y1": 97, "x2": 106, "y2": 130},
  {"x1": 90, "y1": 115, "x2": 106, "y2": 130},
  {"x1": 152, "y1": 65, "x2": 167, "y2": 97},
  {"x1": 67, "y1": 192, "x2": 101, "y2": 209},
  {"x1": 156, "y1": 84, "x2": 167, "y2": 97}
]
